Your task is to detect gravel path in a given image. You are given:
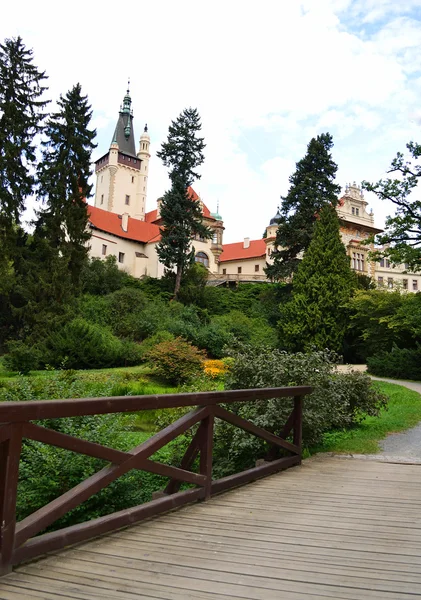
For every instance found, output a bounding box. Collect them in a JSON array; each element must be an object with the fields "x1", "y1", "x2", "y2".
[{"x1": 370, "y1": 376, "x2": 421, "y2": 459}]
